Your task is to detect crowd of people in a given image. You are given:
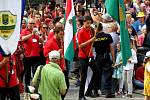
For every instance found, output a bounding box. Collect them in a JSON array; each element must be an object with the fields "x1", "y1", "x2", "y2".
[{"x1": 0, "y1": 0, "x2": 150, "y2": 100}]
